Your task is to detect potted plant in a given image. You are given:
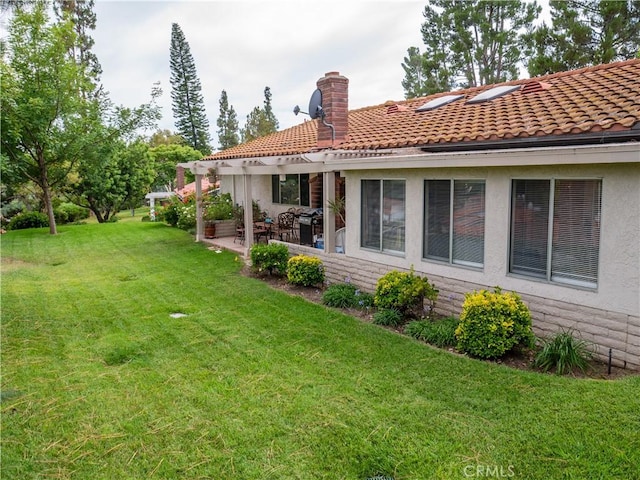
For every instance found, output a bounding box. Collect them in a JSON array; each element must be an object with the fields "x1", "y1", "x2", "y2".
[
  {"x1": 203, "y1": 193, "x2": 234, "y2": 238},
  {"x1": 328, "y1": 196, "x2": 346, "y2": 228}
]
